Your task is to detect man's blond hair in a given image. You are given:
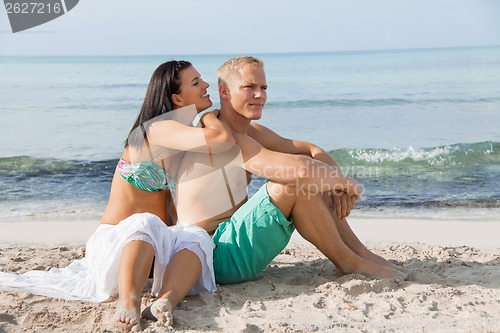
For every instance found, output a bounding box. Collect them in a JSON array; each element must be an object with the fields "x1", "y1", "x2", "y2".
[{"x1": 217, "y1": 56, "x2": 264, "y2": 87}]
